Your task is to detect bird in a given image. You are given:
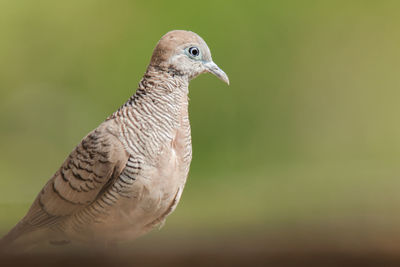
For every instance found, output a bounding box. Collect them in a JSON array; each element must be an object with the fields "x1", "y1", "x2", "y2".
[{"x1": 0, "y1": 30, "x2": 229, "y2": 250}]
